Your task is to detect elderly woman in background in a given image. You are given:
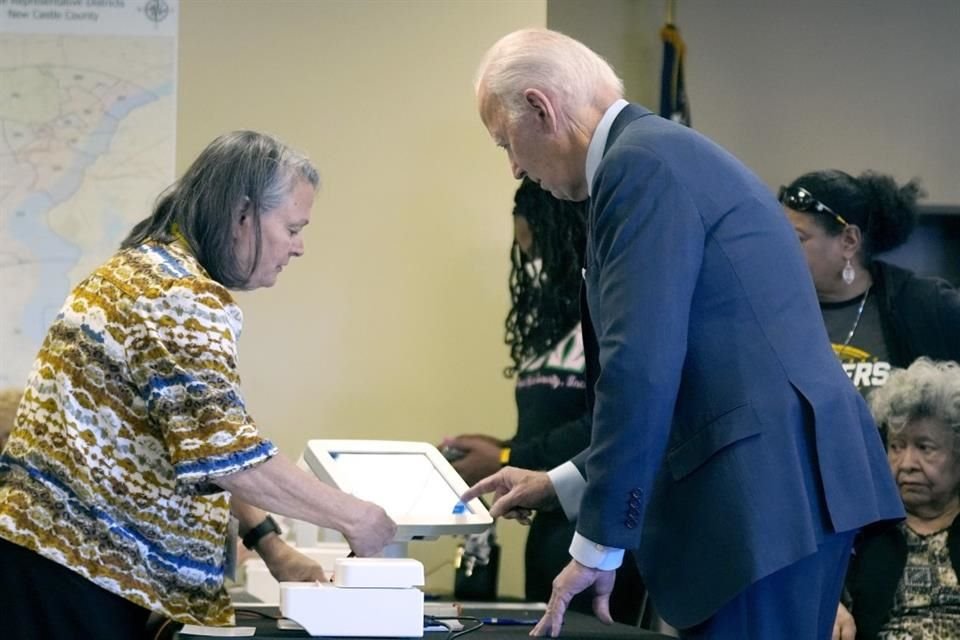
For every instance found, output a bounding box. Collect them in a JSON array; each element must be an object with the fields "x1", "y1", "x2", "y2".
[
  {"x1": 835, "y1": 358, "x2": 960, "y2": 639},
  {"x1": 779, "y1": 170, "x2": 960, "y2": 395},
  {"x1": 0, "y1": 131, "x2": 396, "y2": 639}
]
